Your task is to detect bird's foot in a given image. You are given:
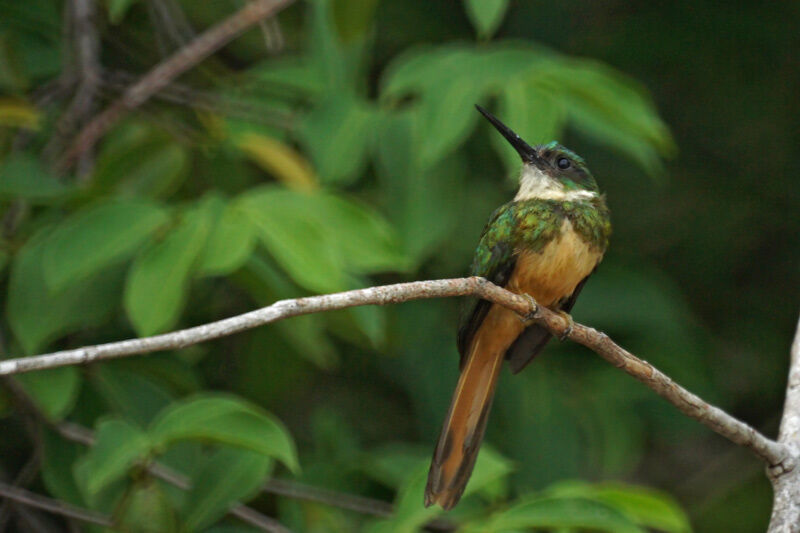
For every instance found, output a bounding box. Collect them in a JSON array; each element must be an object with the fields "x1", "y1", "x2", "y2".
[
  {"x1": 518, "y1": 293, "x2": 539, "y2": 325},
  {"x1": 556, "y1": 311, "x2": 574, "y2": 341}
]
